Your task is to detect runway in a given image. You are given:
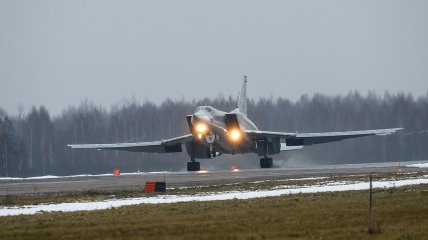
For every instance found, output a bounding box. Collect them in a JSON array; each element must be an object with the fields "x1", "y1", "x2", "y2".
[{"x1": 1, "y1": 160, "x2": 426, "y2": 196}]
